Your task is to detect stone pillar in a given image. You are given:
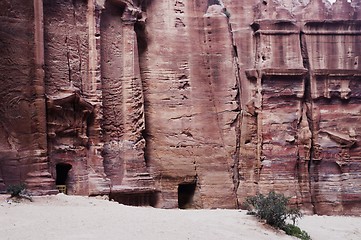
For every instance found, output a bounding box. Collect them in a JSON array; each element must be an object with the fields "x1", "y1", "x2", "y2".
[
  {"x1": 86, "y1": 0, "x2": 110, "y2": 196},
  {"x1": 114, "y1": 5, "x2": 154, "y2": 191},
  {"x1": 101, "y1": 1, "x2": 155, "y2": 199},
  {"x1": 26, "y1": 0, "x2": 56, "y2": 194}
]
